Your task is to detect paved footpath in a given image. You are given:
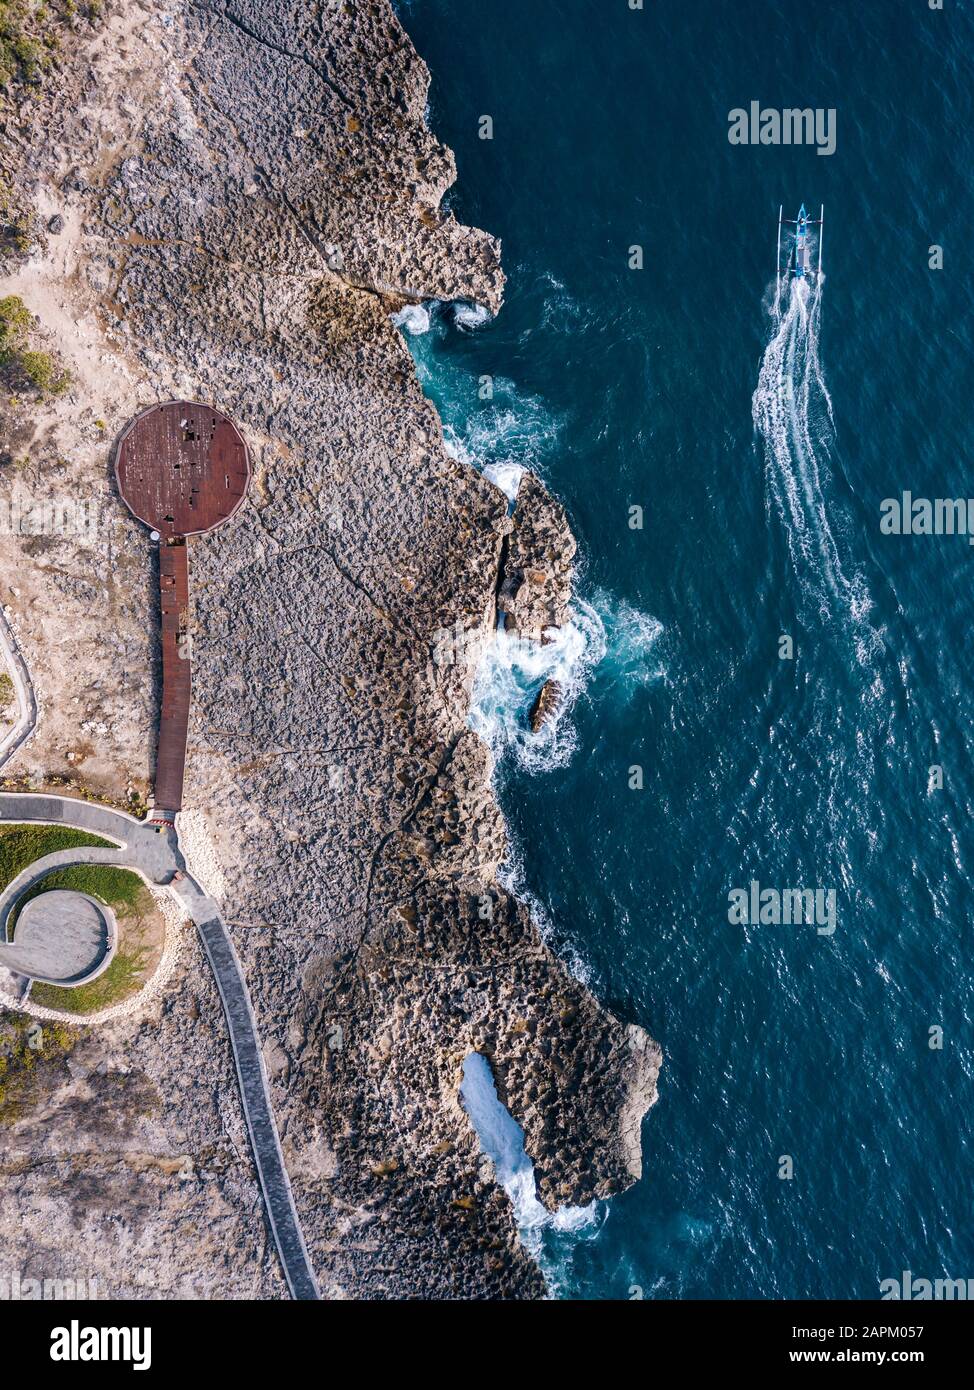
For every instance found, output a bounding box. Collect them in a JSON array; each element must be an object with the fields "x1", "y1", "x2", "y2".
[
  {"x1": 0, "y1": 791, "x2": 320, "y2": 1301},
  {"x1": 0, "y1": 607, "x2": 38, "y2": 769}
]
